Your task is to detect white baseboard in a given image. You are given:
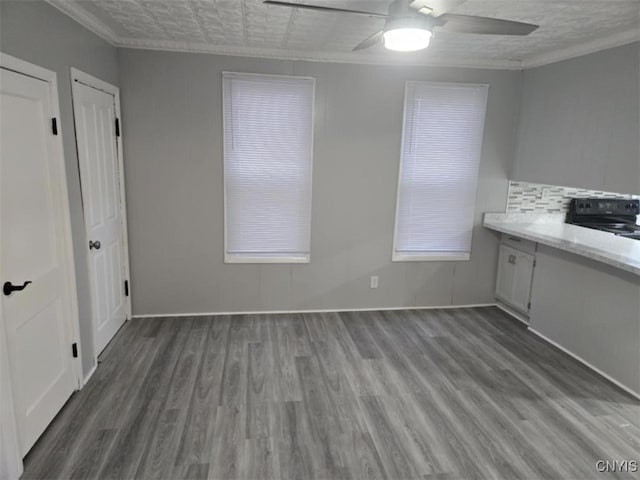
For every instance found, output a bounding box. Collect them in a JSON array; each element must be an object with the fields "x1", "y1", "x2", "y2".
[
  {"x1": 131, "y1": 303, "x2": 639, "y2": 400},
  {"x1": 82, "y1": 363, "x2": 97, "y2": 387},
  {"x1": 498, "y1": 304, "x2": 639, "y2": 399},
  {"x1": 495, "y1": 302, "x2": 530, "y2": 327},
  {"x1": 131, "y1": 303, "x2": 497, "y2": 319},
  {"x1": 528, "y1": 327, "x2": 640, "y2": 400}
]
